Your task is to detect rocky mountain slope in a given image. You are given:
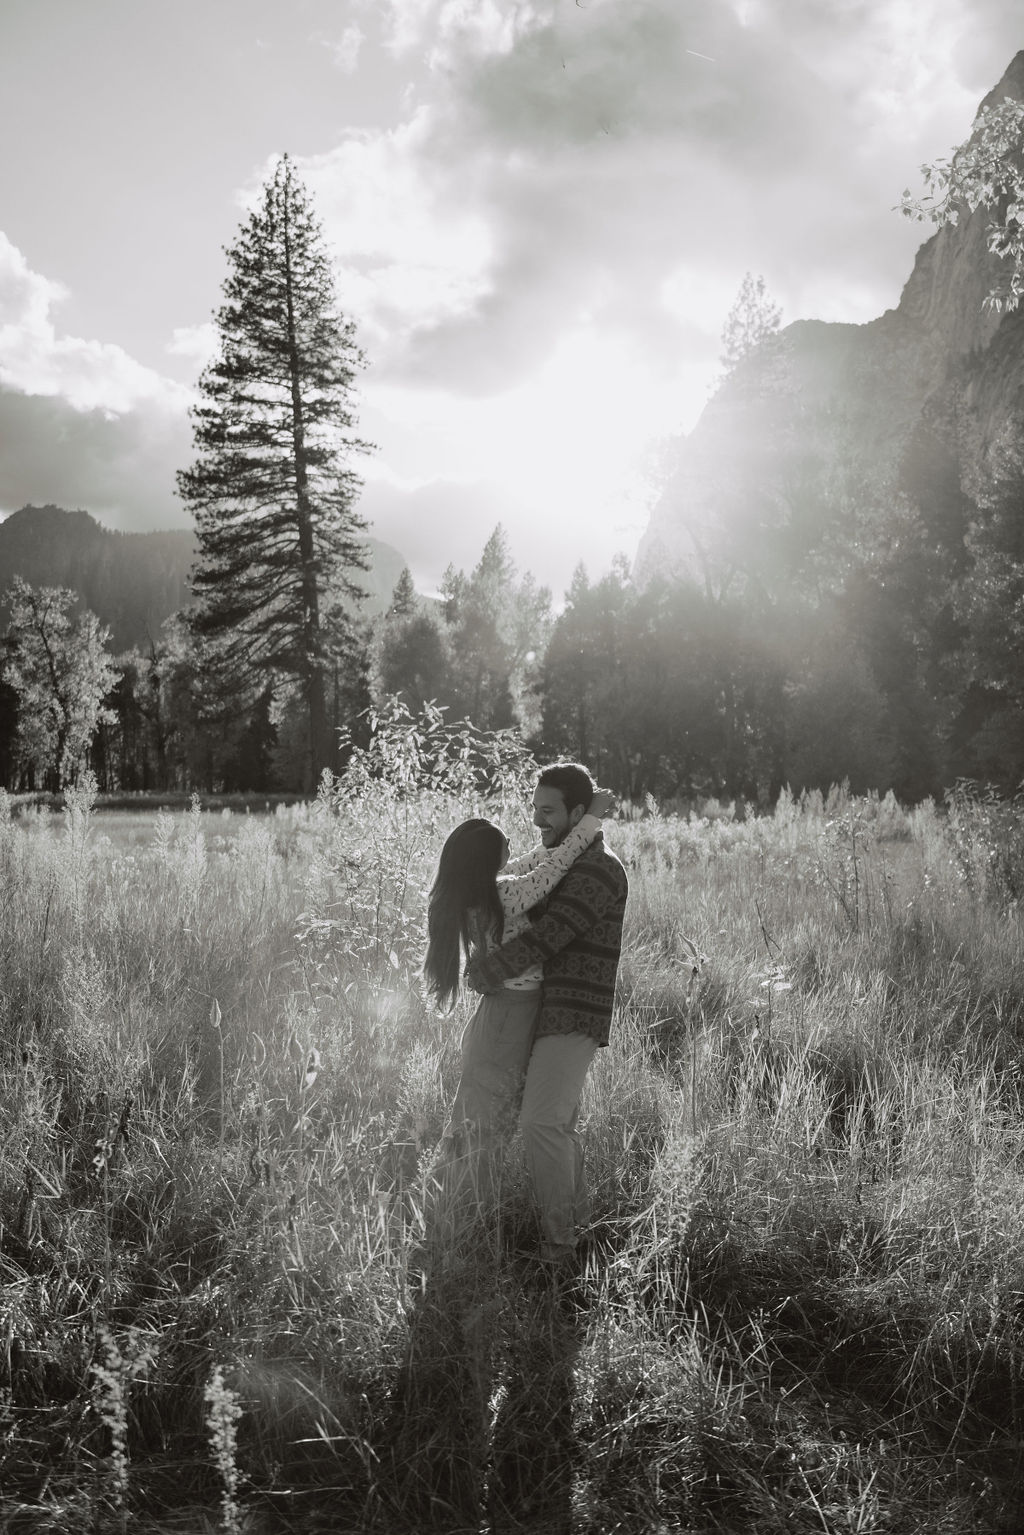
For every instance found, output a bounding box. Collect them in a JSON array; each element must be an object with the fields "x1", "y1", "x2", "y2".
[
  {"x1": 0, "y1": 504, "x2": 407, "y2": 651},
  {"x1": 635, "y1": 51, "x2": 1024, "y2": 591}
]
